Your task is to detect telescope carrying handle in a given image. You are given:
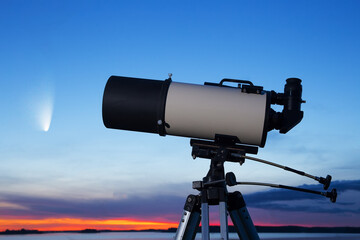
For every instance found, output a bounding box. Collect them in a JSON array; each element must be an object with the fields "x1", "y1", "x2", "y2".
[{"x1": 220, "y1": 78, "x2": 254, "y2": 86}]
